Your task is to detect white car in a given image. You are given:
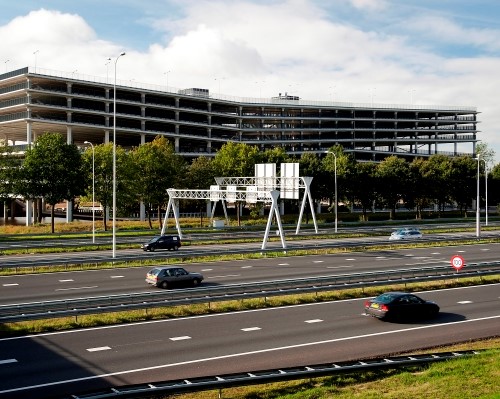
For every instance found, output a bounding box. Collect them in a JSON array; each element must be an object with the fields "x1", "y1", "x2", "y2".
[{"x1": 389, "y1": 228, "x2": 422, "y2": 240}]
